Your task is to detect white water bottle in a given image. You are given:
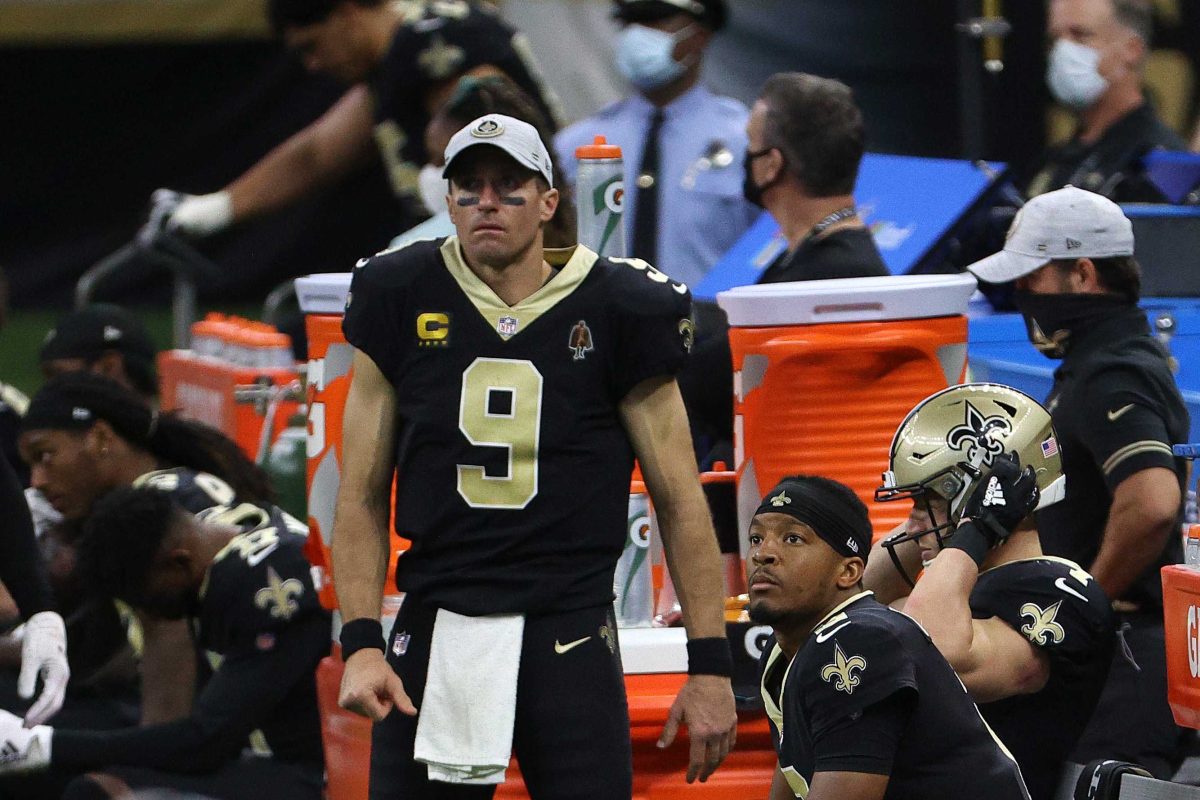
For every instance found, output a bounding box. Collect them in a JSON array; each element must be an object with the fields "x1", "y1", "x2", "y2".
[{"x1": 574, "y1": 136, "x2": 626, "y2": 258}]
